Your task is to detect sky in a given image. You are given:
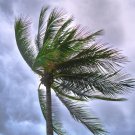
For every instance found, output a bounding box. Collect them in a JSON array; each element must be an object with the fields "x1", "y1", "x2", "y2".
[{"x1": 0, "y1": 0, "x2": 135, "y2": 135}]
